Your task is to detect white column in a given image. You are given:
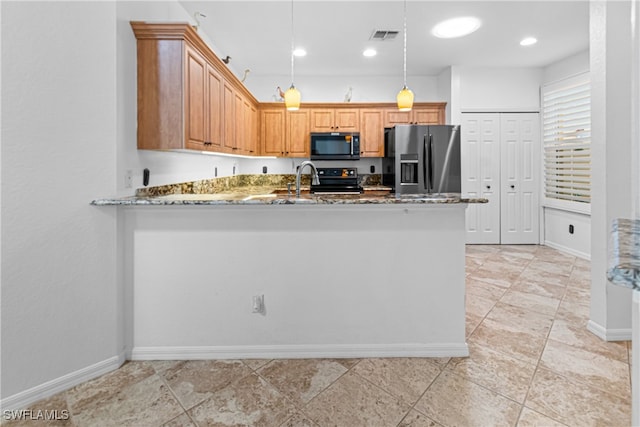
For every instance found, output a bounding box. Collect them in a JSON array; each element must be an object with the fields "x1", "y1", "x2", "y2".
[{"x1": 589, "y1": 0, "x2": 633, "y2": 340}]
